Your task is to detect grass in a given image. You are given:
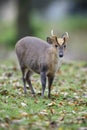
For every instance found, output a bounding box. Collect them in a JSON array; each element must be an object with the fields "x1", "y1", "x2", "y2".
[{"x1": 0, "y1": 61, "x2": 87, "y2": 130}]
